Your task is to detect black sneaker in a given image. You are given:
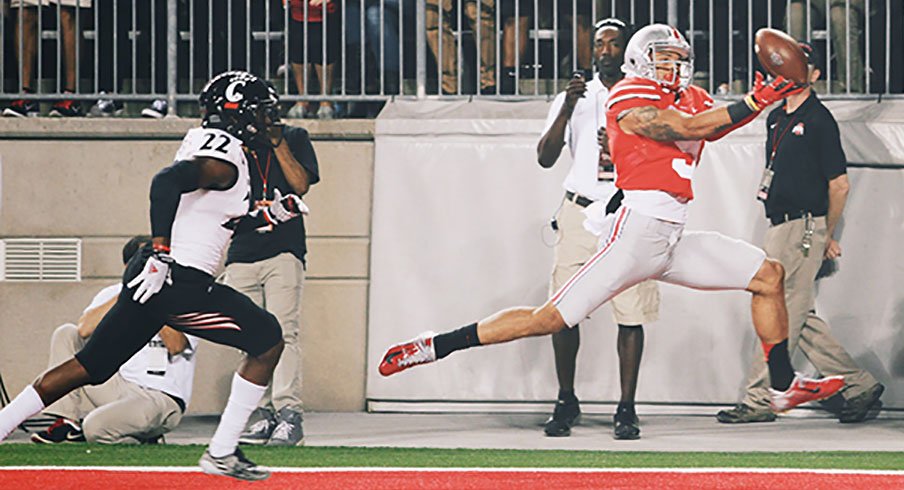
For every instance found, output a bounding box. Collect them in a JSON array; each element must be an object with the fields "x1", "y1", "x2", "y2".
[
  {"x1": 30, "y1": 417, "x2": 85, "y2": 444},
  {"x1": 49, "y1": 99, "x2": 83, "y2": 117},
  {"x1": 543, "y1": 398, "x2": 581, "y2": 437},
  {"x1": 716, "y1": 403, "x2": 776, "y2": 423},
  {"x1": 3, "y1": 98, "x2": 38, "y2": 117},
  {"x1": 613, "y1": 405, "x2": 640, "y2": 440},
  {"x1": 839, "y1": 383, "x2": 884, "y2": 423}
]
